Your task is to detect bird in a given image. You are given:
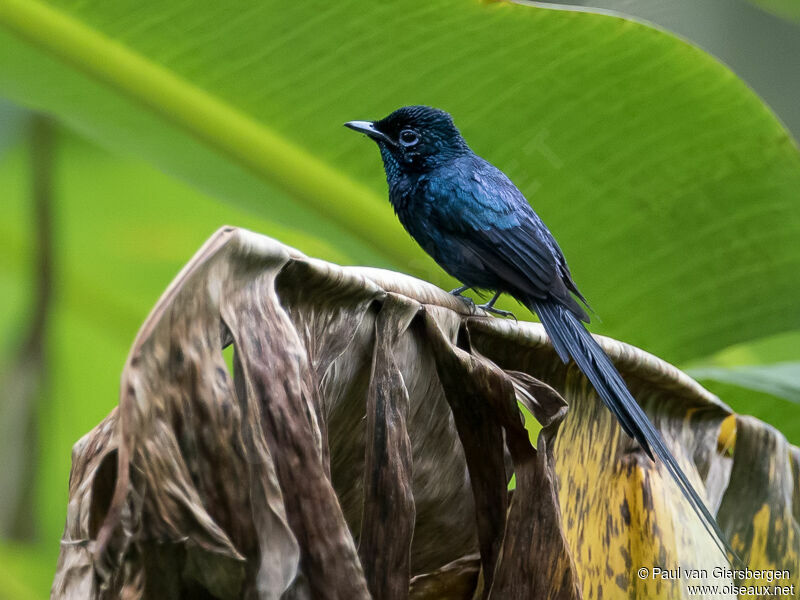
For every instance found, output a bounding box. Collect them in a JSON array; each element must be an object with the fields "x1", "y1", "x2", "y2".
[{"x1": 345, "y1": 105, "x2": 734, "y2": 560}]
